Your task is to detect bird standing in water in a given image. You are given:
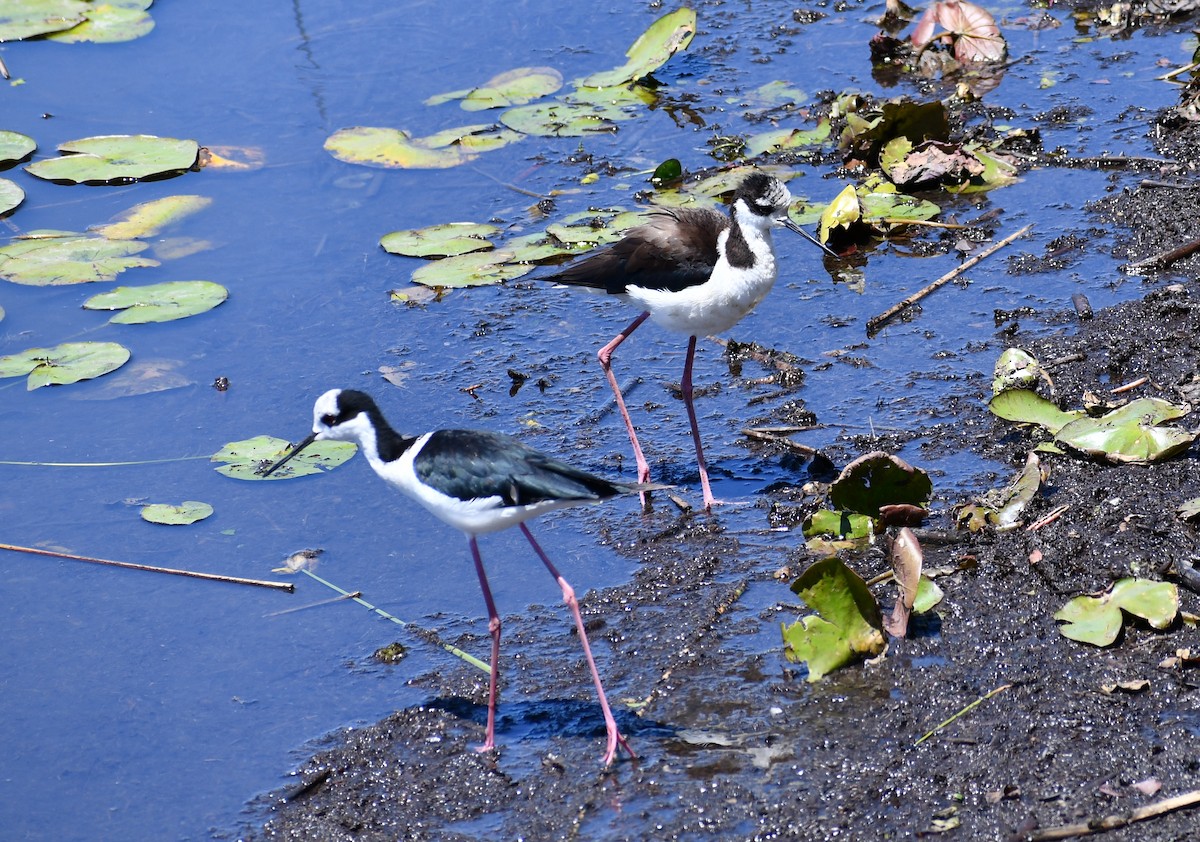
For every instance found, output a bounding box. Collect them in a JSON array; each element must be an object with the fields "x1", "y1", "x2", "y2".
[
  {"x1": 544, "y1": 171, "x2": 832, "y2": 510},
  {"x1": 264, "y1": 388, "x2": 658, "y2": 765}
]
